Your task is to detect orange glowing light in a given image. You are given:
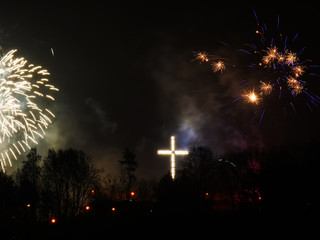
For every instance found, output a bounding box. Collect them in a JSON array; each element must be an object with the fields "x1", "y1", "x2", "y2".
[
  {"x1": 249, "y1": 92, "x2": 258, "y2": 103},
  {"x1": 112, "y1": 207, "x2": 116, "y2": 211},
  {"x1": 130, "y1": 191, "x2": 135, "y2": 196},
  {"x1": 242, "y1": 89, "x2": 260, "y2": 104},
  {"x1": 51, "y1": 218, "x2": 56, "y2": 224},
  {"x1": 85, "y1": 206, "x2": 90, "y2": 210},
  {"x1": 27, "y1": 204, "x2": 31, "y2": 208}
]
